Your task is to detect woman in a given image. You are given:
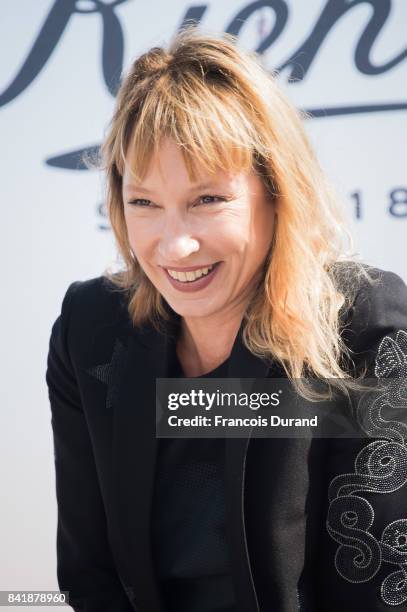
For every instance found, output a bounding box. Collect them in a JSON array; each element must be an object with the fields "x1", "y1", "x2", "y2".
[{"x1": 46, "y1": 27, "x2": 407, "y2": 612}]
